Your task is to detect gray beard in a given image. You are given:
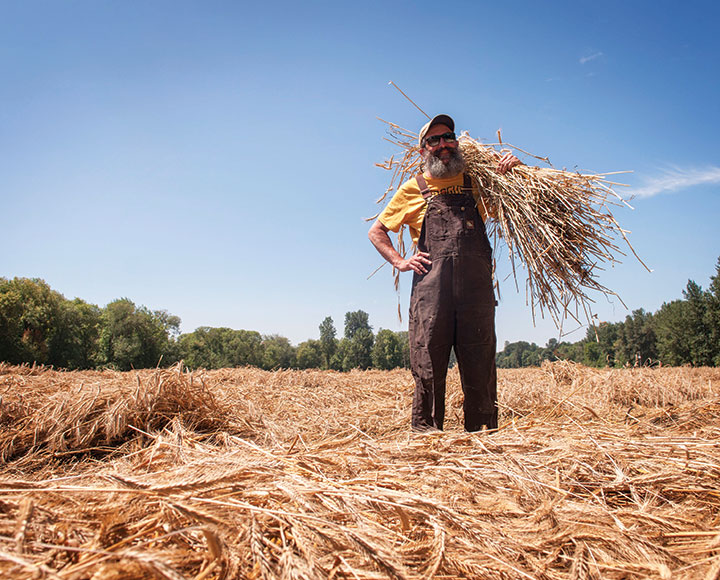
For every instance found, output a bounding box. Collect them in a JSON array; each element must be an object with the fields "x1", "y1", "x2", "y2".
[{"x1": 424, "y1": 147, "x2": 465, "y2": 178}]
